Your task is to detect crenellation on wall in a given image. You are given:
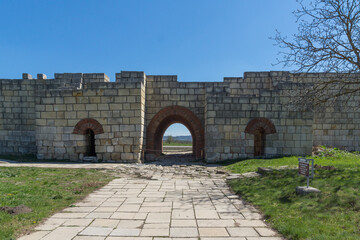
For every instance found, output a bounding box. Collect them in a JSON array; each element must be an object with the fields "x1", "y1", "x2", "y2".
[
  {"x1": 22, "y1": 73, "x2": 33, "y2": 79},
  {"x1": 146, "y1": 75, "x2": 177, "y2": 82},
  {"x1": 37, "y1": 74, "x2": 47, "y2": 80},
  {"x1": 116, "y1": 71, "x2": 145, "y2": 83},
  {"x1": 83, "y1": 73, "x2": 110, "y2": 88}
]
